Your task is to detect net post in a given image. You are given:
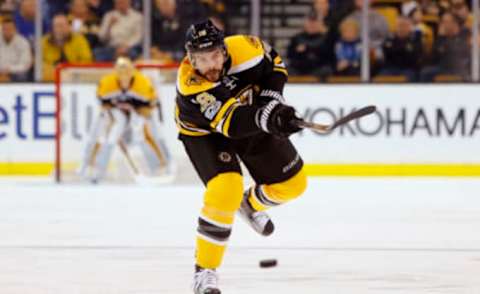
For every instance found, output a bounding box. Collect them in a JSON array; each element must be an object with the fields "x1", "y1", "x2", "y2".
[{"x1": 54, "y1": 63, "x2": 64, "y2": 183}]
